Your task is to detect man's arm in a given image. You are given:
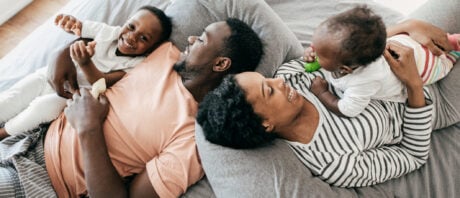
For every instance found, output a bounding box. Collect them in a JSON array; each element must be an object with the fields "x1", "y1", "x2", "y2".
[
  {"x1": 387, "y1": 19, "x2": 452, "y2": 56},
  {"x1": 64, "y1": 89, "x2": 159, "y2": 198}
]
